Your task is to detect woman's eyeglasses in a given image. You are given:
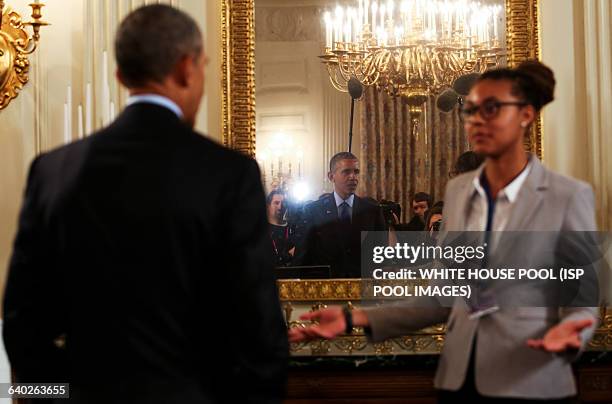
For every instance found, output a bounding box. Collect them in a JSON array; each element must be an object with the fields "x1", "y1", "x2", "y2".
[{"x1": 460, "y1": 99, "x2": 527, "y2": 121}]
